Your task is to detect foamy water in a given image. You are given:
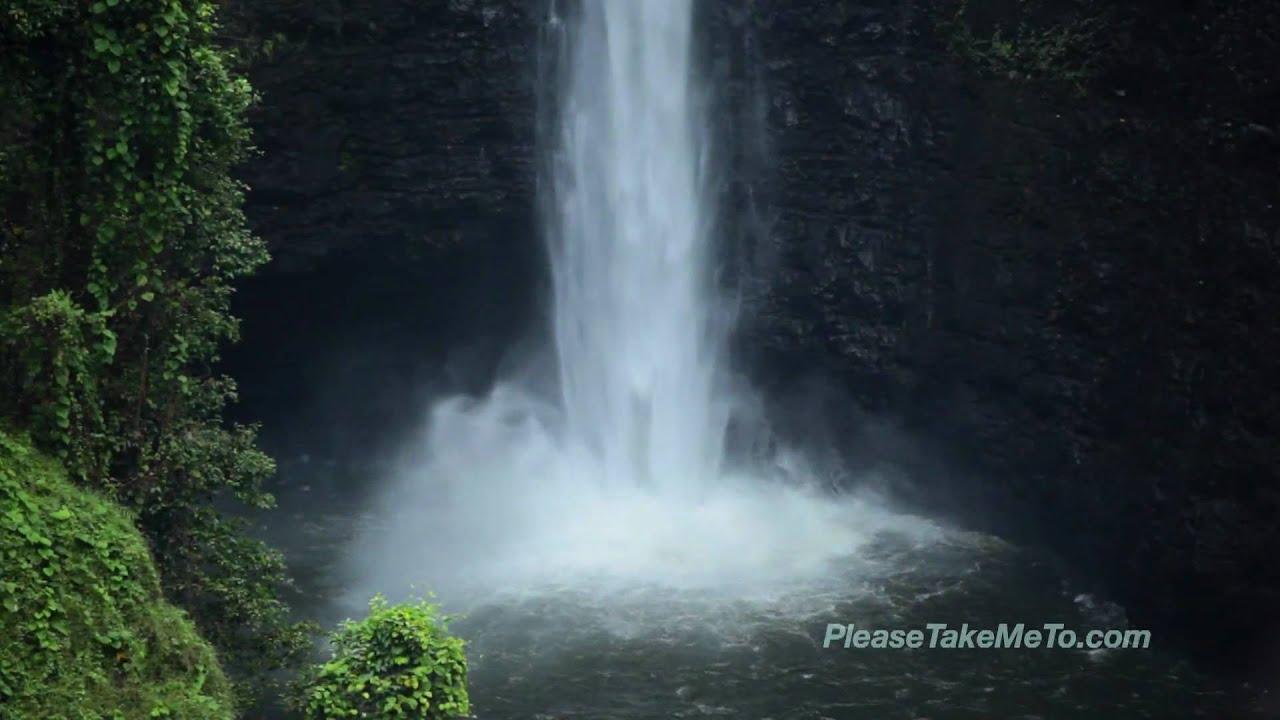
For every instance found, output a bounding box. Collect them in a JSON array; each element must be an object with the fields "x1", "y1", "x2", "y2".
[{"x1": 344, "y1": 382, "x2": 943, "y2": 611}]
